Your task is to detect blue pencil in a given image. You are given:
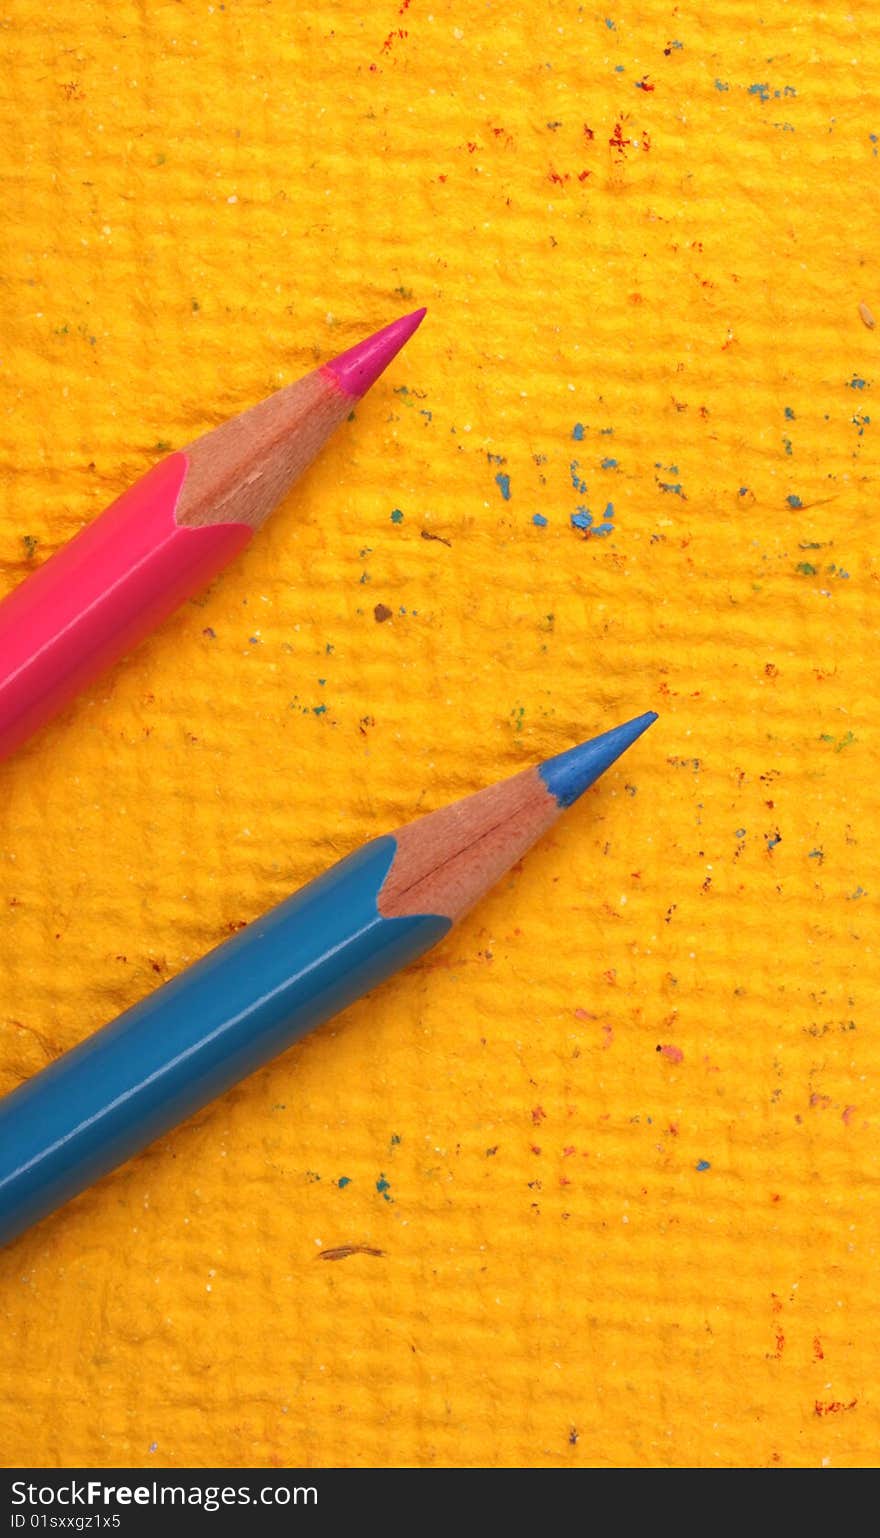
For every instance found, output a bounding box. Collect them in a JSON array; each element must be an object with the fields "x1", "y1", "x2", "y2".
[{"x1": 0, "y1": 712, "x2": 656, "y2": 1248}]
